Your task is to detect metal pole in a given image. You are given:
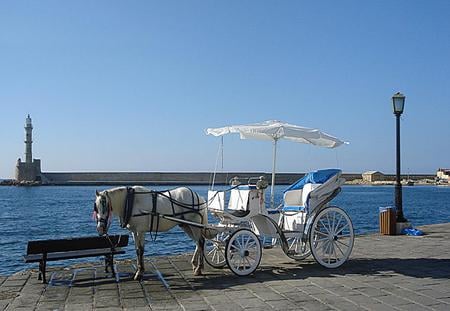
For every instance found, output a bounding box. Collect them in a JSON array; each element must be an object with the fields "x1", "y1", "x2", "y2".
[
  {"x1": 270, "y1": 139, "x2": 278, "y2": 209},
  {"x1": 395, "y1": 113, "x2": 407, "y2": 222}
]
